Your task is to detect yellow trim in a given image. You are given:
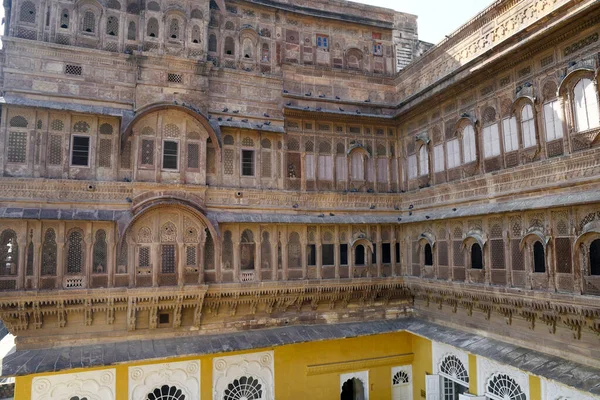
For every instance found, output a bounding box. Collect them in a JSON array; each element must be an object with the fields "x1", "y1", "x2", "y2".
[
  {"x1": 306, "y1": 353, "x2": 414, "y2": 375},
  {"x1": 529, "y1": 375, "x2": 542, "y2": 400},
  {"x1": 468, "y1": 353, "x2": 478, "y2": 395}
]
